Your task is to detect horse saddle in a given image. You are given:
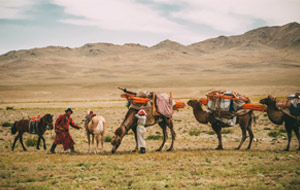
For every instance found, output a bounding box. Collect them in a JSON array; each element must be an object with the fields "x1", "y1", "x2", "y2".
[{"x1": 29, "y1": 121, "x2": 38, "y2": 134}]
